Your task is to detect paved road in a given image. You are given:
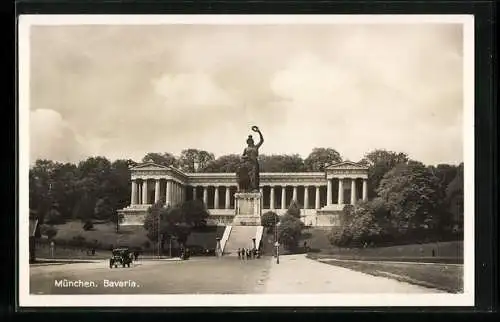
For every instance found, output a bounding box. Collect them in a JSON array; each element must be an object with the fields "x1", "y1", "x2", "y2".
[
  {"x1": 30, "y1": 257, "x2": 270, "y2": 294},
  {"x1": 30, "y1": 254, "x2": 444, "y2": 294},
  {"x1": 264, "y1": 254, "x2": 445, "y2": 293}
]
